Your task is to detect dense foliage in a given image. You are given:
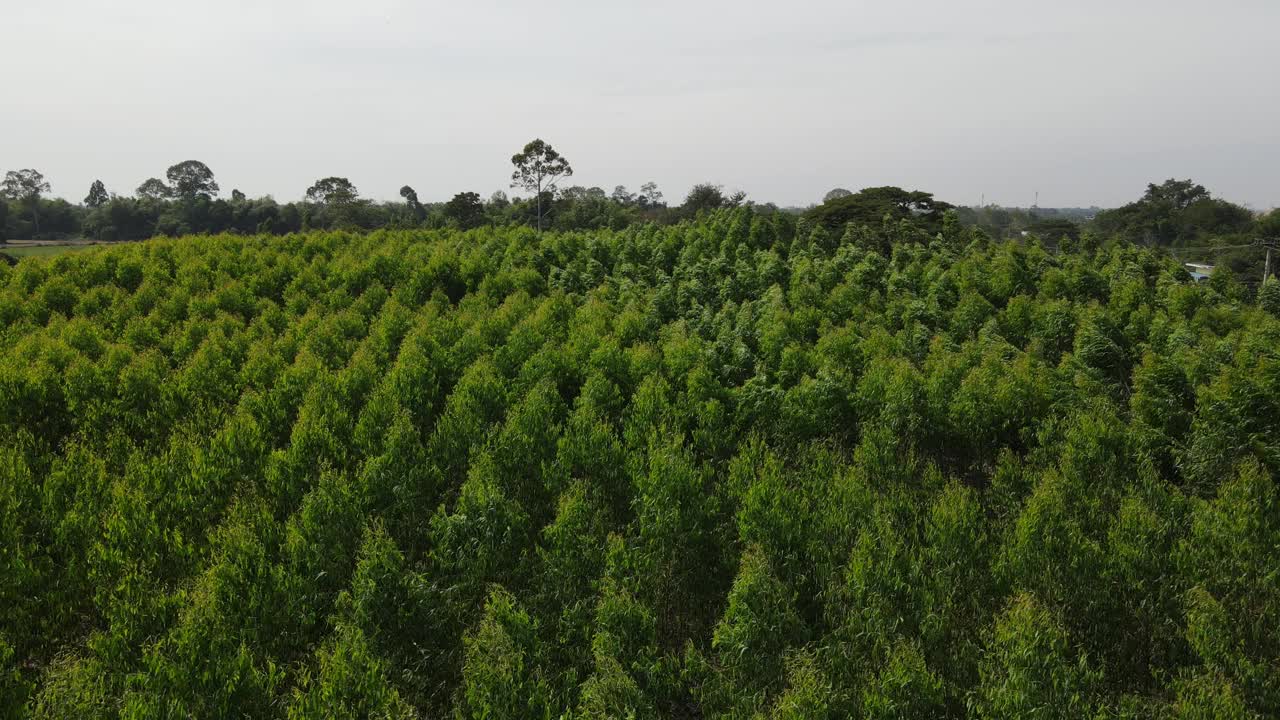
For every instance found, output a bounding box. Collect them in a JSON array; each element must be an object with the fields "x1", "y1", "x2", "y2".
[
  {"x1": 0, "y1": 178, "x2": 714, "y2": 243},
  {"x1": 5, "y1": 160, "x2": 1276, "y2": 293},
  {"x1": 2, "y1": 210, "x2": 1279, "y2": 718},
  {"x1": 1, "y1": 157, "x2": 689, "y2": 242},
  {"x1": 1094, "y1": 179, "x2": 1255, "y2": 248}
]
